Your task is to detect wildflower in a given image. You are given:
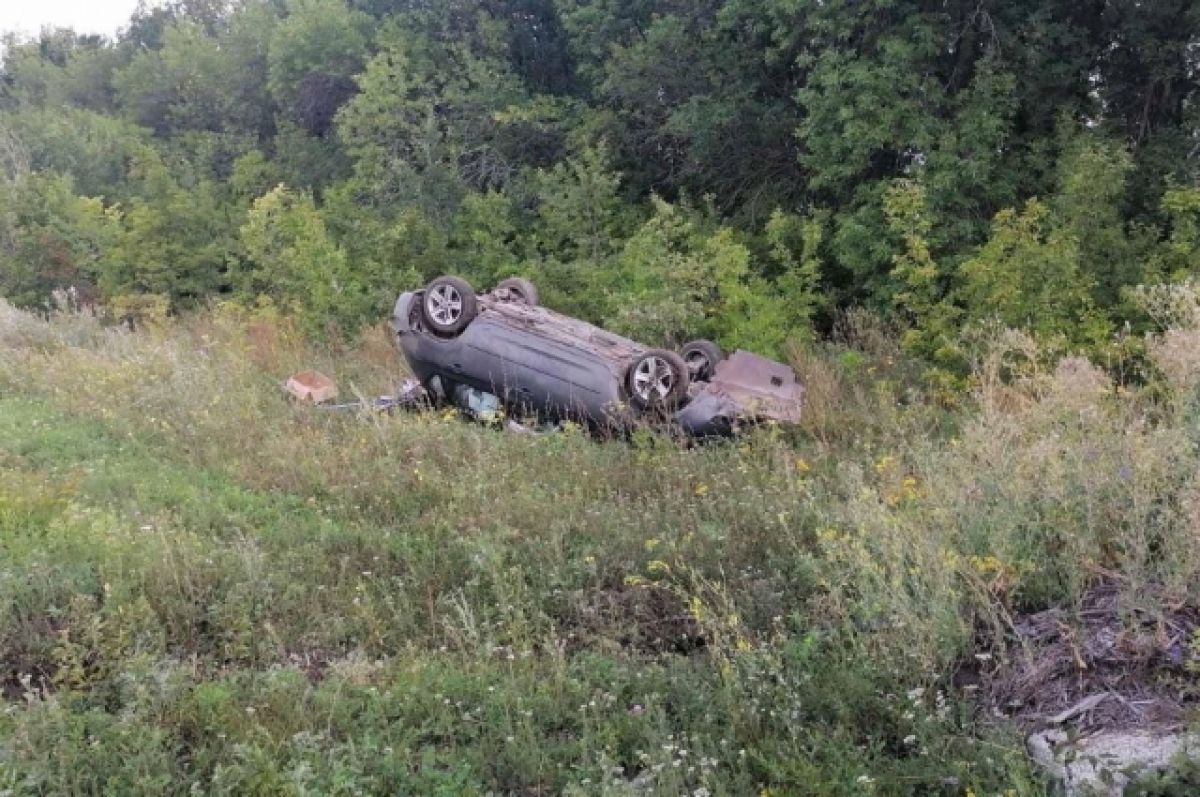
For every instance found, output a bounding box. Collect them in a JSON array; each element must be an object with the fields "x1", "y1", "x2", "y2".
[
  {"x1": 968, "y1": 555, "x2": 1008, "y2": 575},
  {"x1": 817, "y1": 527, "x2": 843, "y2": 543},
  {"x1": 694, "y1": 483, "x2": 709, "y2": 497},
  {"x1": 689, "y1": 596, "x2": 706, "y2": 622},
  {"x1": 646, "y1": 560, "x2": 671, "y2": 574},
  {"x1": 795, "y1": 458, "x2": 811, "y2": 473}
]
